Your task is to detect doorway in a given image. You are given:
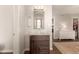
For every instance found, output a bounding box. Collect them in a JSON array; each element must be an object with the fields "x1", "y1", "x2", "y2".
[
  {"x1": 73, "y1": 18, "x2": 78, "y2": 40},
  {"x1": 52, "y1": 18, "x2": 55, "y2": 41}
]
